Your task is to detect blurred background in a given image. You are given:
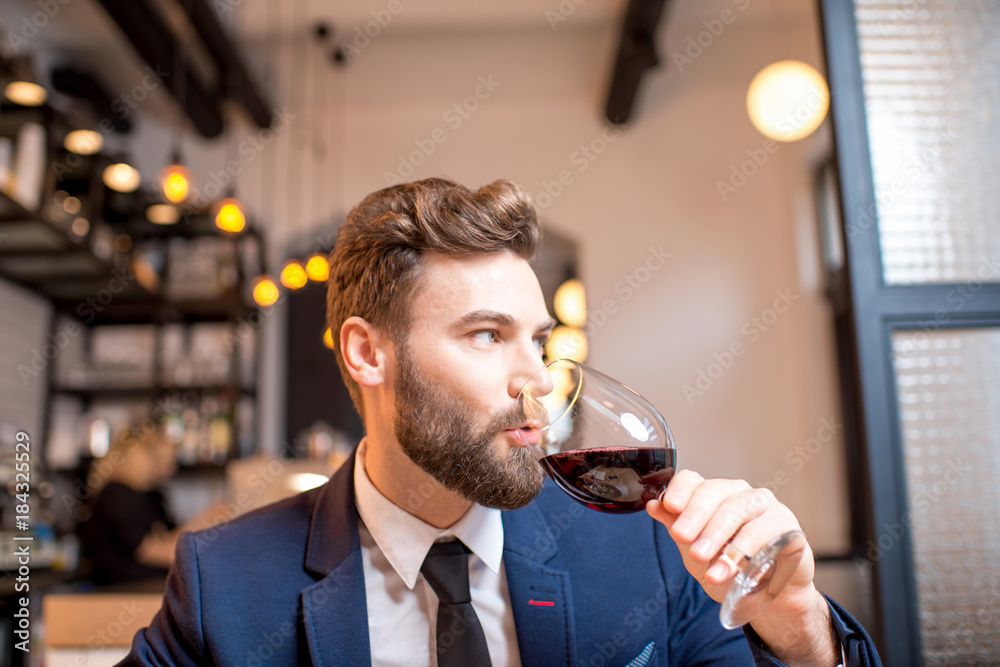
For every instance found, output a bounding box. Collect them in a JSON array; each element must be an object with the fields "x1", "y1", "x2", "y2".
[{"x1": 0, "y1": 0, "x2": 996, "y2": 665}]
